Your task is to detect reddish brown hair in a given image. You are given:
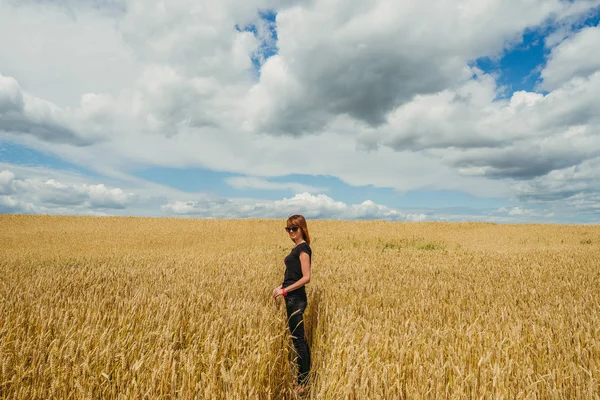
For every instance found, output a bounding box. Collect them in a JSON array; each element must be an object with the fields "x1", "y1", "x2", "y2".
[{"x1": 287, "y1": 214, "x2": 311, "y2": 245}]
